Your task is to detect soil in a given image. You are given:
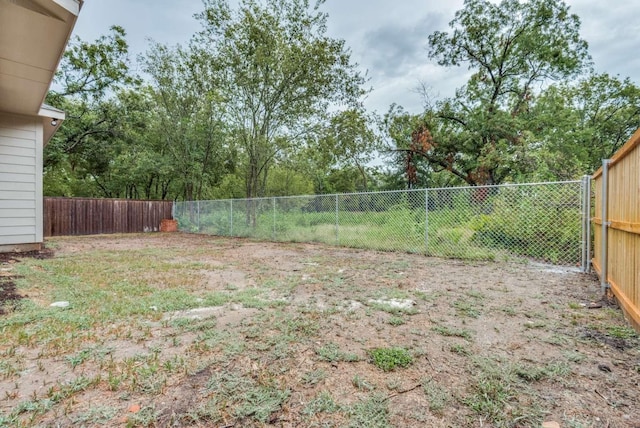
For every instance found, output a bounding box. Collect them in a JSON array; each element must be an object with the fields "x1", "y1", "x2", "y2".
[
  {"x1": 0, "y1": 249, "x2": 53, "y2": 315},
  {"x1": 1, "y1": 233, "x2": 639, "y2": 427}
]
